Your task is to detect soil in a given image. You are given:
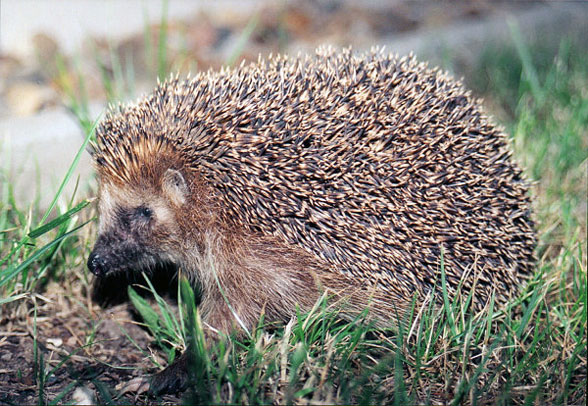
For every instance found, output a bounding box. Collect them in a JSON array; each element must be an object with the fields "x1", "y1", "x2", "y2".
[{"x1": 0, "y1": 280, "x2": 182, "y2": 405}]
